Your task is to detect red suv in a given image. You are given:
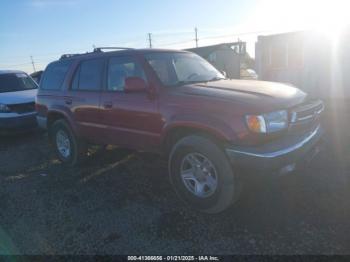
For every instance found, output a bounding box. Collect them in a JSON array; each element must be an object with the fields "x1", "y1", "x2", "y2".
[{"x1": 36, "y1": 48, "x2": 324, "y2": 213}]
